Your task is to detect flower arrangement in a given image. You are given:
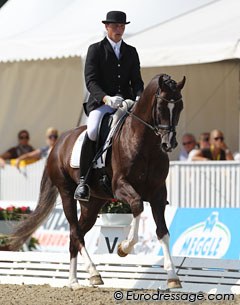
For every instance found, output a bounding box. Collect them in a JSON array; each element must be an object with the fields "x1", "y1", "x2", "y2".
[
  {"x1": 0, "y1": 205, "x2": 39, "y2": 251},
  {"x1": 0, "y1": 205, "x2": 31, "y2": 221},
  {"x1": 100, "y1": 198, "x2": 132, "y2": 214}
]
